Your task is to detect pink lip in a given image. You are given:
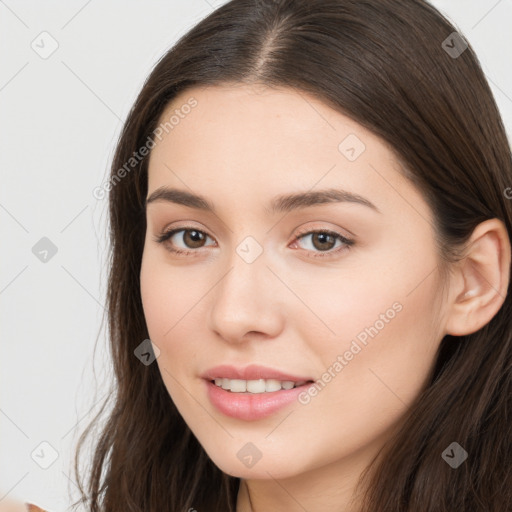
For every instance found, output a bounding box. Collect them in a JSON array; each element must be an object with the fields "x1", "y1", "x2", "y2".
[
  {"x1": 201, "y1": 364, "x2": 313, "y2": 382},
  {"x1": 204, "y1": 380, "x2": 314, "y2": 421}
]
